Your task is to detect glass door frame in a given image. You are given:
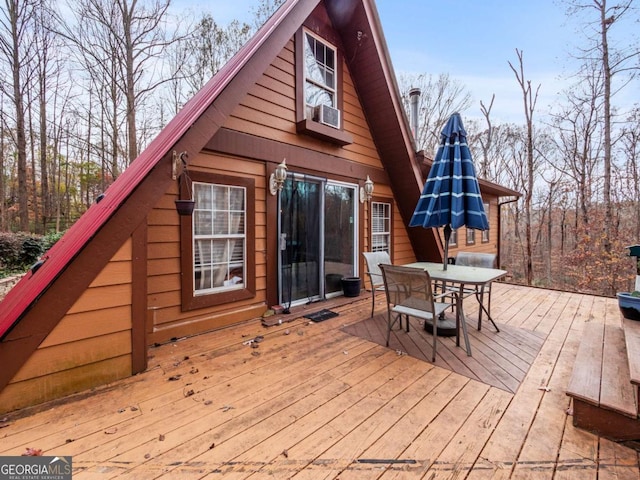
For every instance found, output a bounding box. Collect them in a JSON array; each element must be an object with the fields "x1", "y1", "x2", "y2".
[
  {"x1": 323, "y1": 179, "x2": 359, "y2": 299},
  {"x1": 277, "y1": 172, "x2": 358, "y2": 307}
]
